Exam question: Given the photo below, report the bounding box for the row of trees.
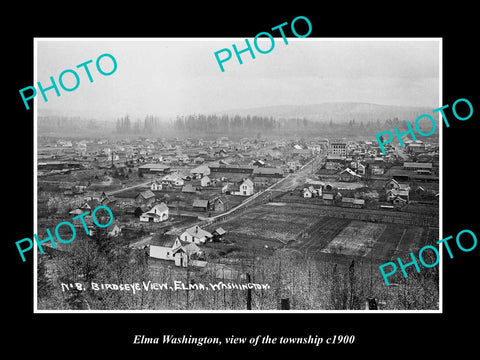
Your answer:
[173,114,282,133]
[115,114,161,134]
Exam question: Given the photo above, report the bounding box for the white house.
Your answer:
[236,178,254,196]
[303,188,312,198]
[139,203,169,222]
[385,178,410,192]
[150,203,169,220]
[161,173,185,186]
[351,161,366,175]
[150,181,162,191]
[106,223,122,238]
[303,185,321,198]
[180,225,213,244]
[191,165,210,178]
[149,236,201,267]
[200,175,211,187]
[176,154,189,162]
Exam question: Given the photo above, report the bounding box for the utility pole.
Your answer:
[281,298,290,310]
[246,273,252,310]
[185,265,190,310]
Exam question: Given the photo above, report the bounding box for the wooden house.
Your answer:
[161,173,184,186]
[213,196,230,212]
[338,167,362,182]
[182,184,196,193]
[180,225,213,244]
[200,175,211,187]
[303,188,313,198]
[322,192,335,205]
[135,190,156,207]
[106,223,122,238]
[150,181,162,191]
[139,203,169,222]
[192,199,209,211]
[79,199,100,213]
[212,228,226,242]
[149,235,201,267]
[236,178,254,196]
[191,165,210,178]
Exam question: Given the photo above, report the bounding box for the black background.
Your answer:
[5,4,478,356]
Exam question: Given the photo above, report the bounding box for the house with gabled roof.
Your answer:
[148,234,201,267]
[200,175,211,187]
[385,179,410,192]
[235,178,254,196]
[139,203,169,223]
[212,228,226,242]
[80,199,100,213]
[180,225,213,244]
[385,179,410,202]
[106,222,122,238]
[191,165,210,178]
[161,173,184,186]
[182,184,196,193]
[150,181,162,191]
[213,195,230,212]
[192,199,209,211]
[338,167,362,182]
[135,189,156,207]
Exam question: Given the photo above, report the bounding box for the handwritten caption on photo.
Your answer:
[60,280,271,294]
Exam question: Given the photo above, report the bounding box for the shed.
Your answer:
[192,199,209,211]
[212,227,226,241]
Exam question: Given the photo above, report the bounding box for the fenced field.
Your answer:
[208,200,438,265]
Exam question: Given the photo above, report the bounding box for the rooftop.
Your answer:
[183,225,212,239]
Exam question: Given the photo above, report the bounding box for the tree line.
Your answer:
[115,114,161,134]
[173,114,282,133]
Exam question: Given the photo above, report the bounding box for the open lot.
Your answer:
[212,202,322,244]
[209,200,436,265]
[319,221,387,256]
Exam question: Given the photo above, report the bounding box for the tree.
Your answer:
[37,257,53,299]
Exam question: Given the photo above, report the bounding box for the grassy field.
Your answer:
[319,221,387,256]
[207,200,436,266]
[212,202,321,244]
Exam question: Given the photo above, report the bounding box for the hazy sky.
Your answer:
[36,38,440,120]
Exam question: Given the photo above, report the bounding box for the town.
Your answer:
[36,116,439,311]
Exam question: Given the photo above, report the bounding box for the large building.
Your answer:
[406,141,426,154]
[329,142,347,157]
[138,163,171,176]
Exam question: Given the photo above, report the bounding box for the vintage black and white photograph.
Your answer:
[34,38,441,311]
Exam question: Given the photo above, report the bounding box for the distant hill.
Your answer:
[214,102,433,123]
